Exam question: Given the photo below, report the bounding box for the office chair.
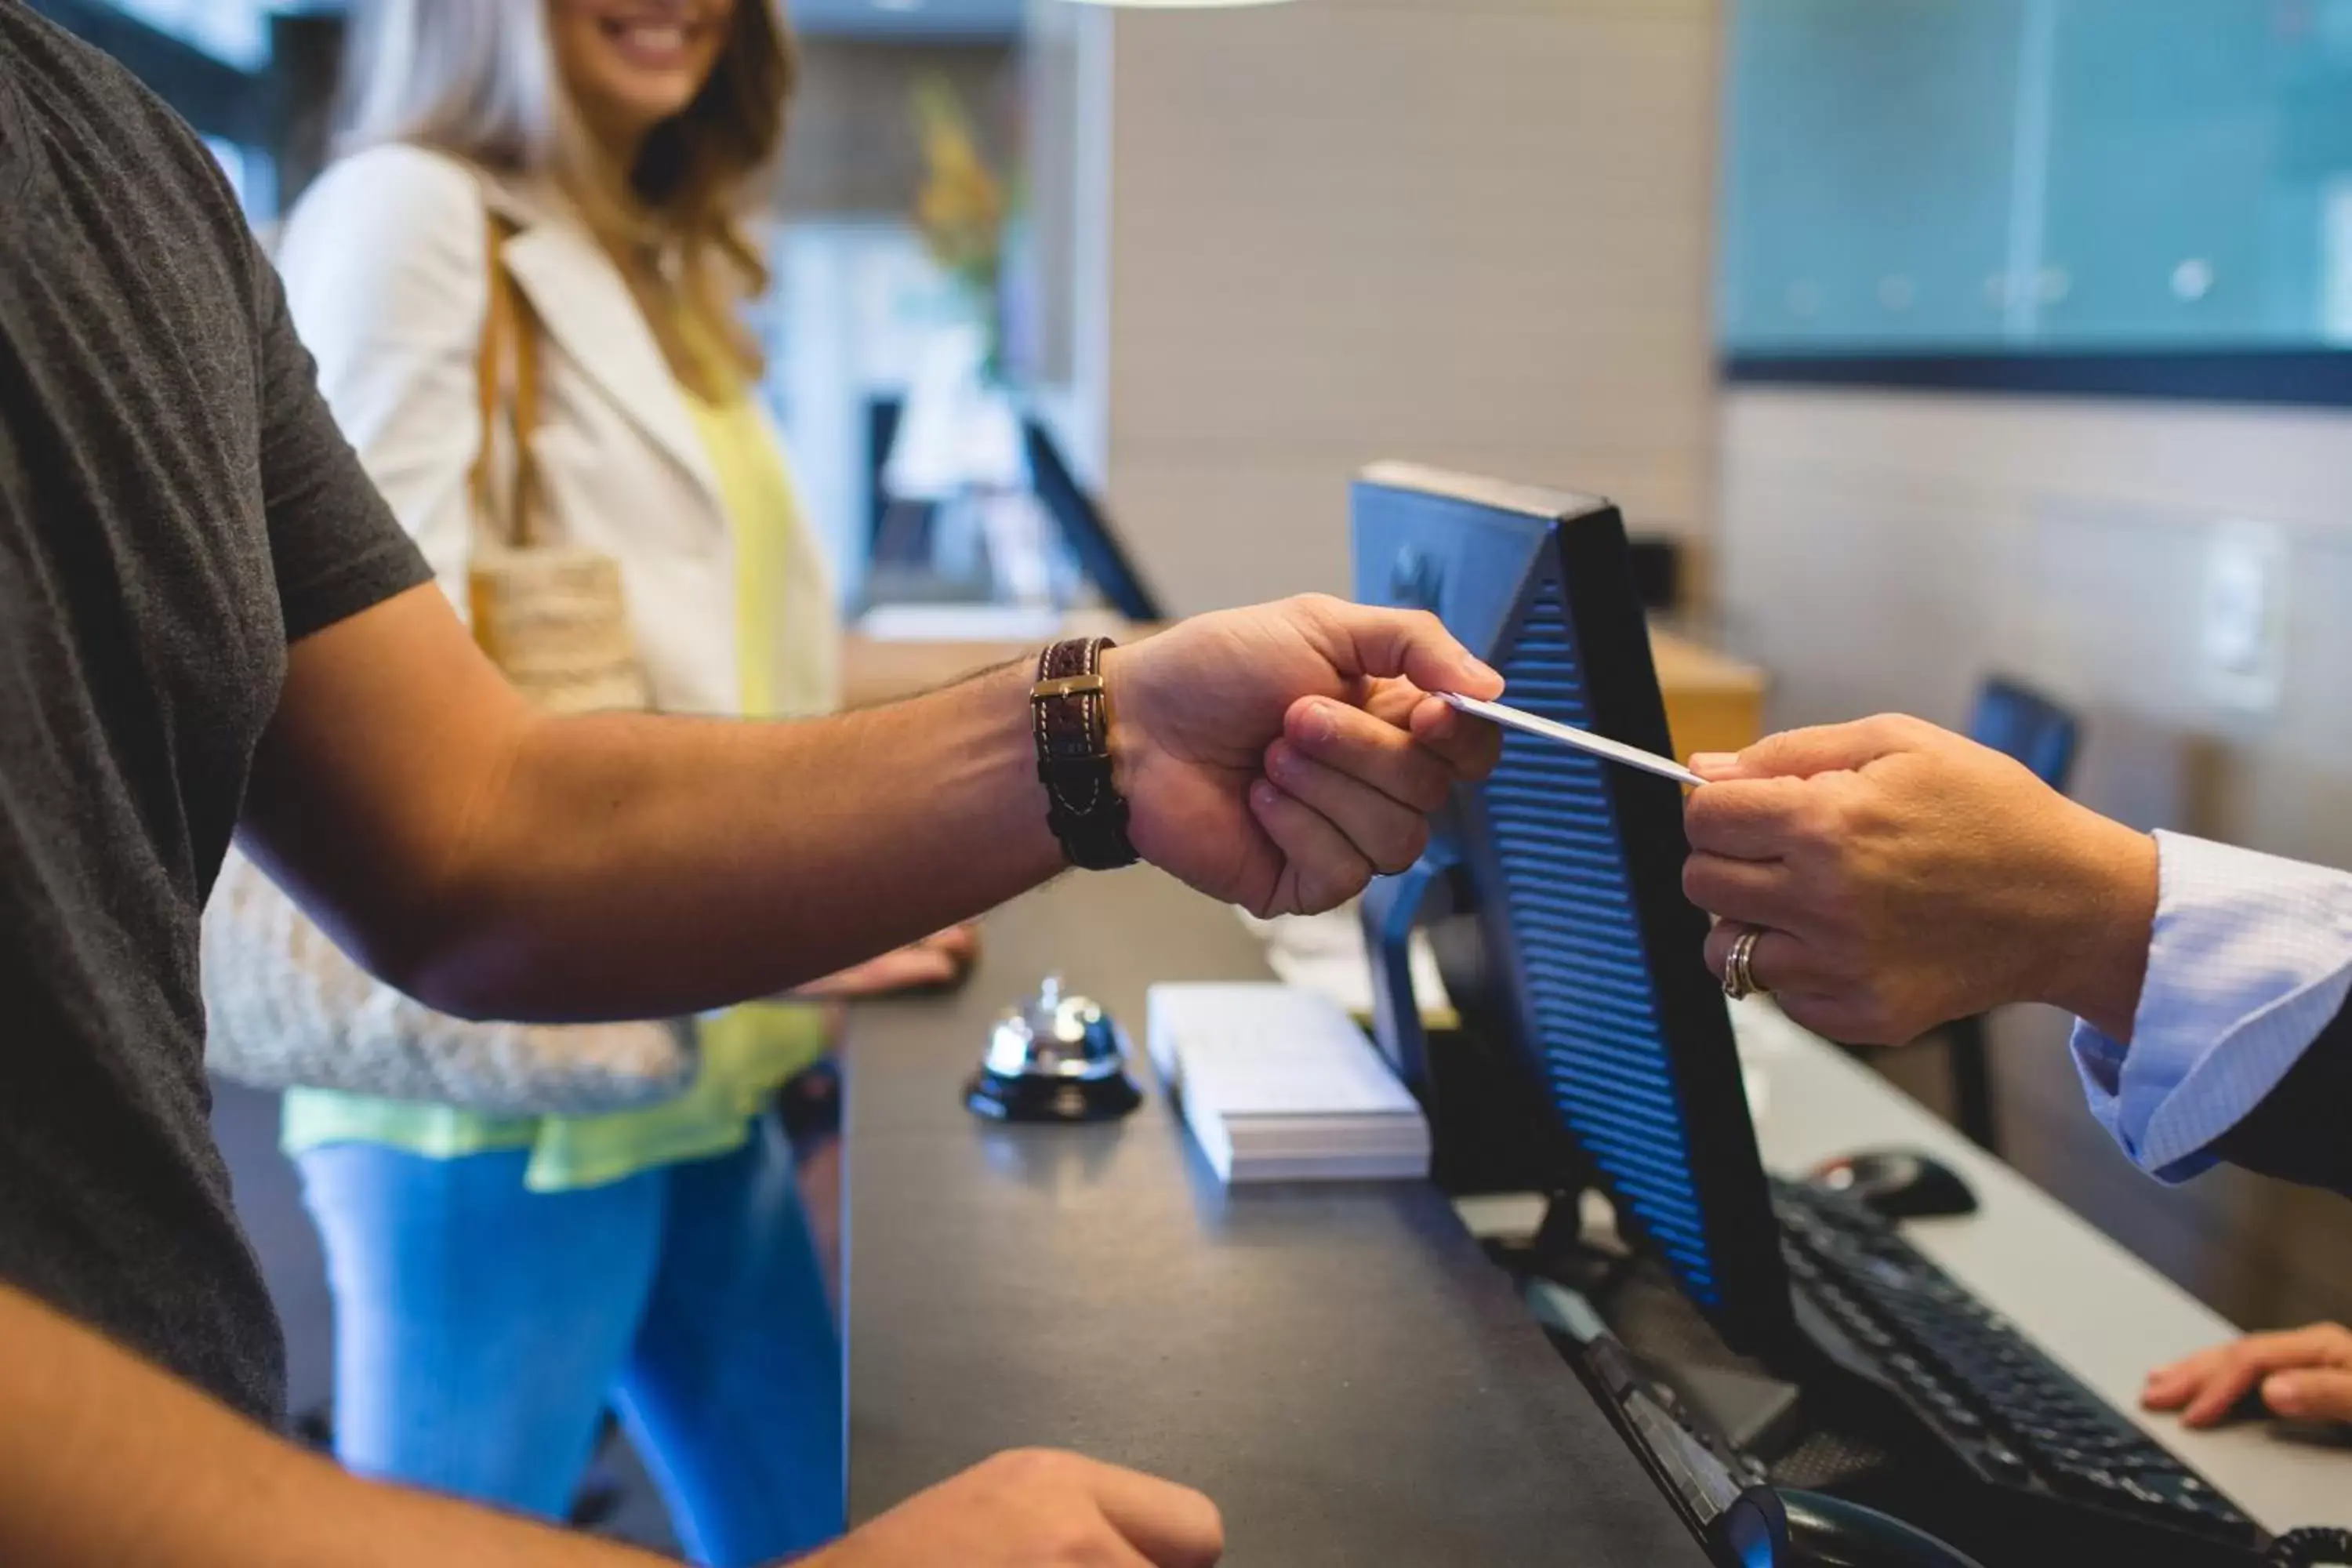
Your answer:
[1944,679,2082,1153]
[1969,678,2081,797]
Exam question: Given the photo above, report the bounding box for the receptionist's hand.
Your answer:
[1104,595,1504,919]
[806,1448,1225,1568]
[2144,1323,2352,1427]
[1681,715,2157,1045]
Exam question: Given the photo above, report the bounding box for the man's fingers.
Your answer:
[793,945,960,998]
[1265,742,1432,877]
[1694,716,1922,783]
[1316,599,1504,702]
[1284,697,1455,812]
[1683,776,1822,862]
[1068,1456,1227,1568]
[2258,1322,2352,1365]
[1690,751,1741,782]
[927,924,981,962]
[1248,780,1374,916]
[2146,1335,2352,1427]
[1405,692,1504,781]
[2263,1368,2352,1424]
[2172,1328,2336,1425]
[1683,854,1795,928]
[2150,1324,2352,1426]
[2141,1360,2210,1410]
[2180,1359,2273,1428]
[2144,1344,2237,1407]
[1700,921,1835,998]
[2176,1325,2352,1381]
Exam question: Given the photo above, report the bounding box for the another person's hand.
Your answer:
[1682,716,2158,1044]
[796,925,980,999]
[806,1449,1225,1568]
[1105,595,1504,918]
[2143,1323,2352,1427]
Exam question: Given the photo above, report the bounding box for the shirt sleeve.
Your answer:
[2068,829,2352,1181]
[273,146,489,622]
[249,228,434,642]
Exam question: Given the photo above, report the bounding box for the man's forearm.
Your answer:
[0,1285,674,1568]
[253,586,1504,1022]
[408,661,1065,1022]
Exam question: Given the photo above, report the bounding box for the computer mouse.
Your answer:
[1809,1149,1979,1220]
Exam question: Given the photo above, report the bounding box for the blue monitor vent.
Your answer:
[1483,575,1719,1306]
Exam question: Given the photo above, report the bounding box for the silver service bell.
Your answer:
[964,976,1143,1123]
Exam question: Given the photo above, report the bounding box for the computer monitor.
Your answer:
[1351,463,1795,1356]
[1021,419,1166,622]
[862,400,1166,622]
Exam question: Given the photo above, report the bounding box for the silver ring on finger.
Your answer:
[1721,926,1767,1002]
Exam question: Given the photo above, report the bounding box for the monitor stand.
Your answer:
[1417,1016,2003,1548]
[1497,1193,1955,1518]
[1415,1018,1589,1196]
[1515,1226,1816,1464]
[1414,1025,1820,1464]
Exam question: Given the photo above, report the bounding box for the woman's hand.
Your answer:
[805,1449,1224,1568]
[2143,1323,2352,1427]
[1682,716,2158,1044]
[795,925,979,999]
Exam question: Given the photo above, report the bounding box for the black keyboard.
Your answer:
[1773,1181,2267,1564]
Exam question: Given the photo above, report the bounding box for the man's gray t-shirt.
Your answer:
[0,10,431,1422]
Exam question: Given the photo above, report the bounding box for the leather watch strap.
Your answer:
[1031,637,1139,870]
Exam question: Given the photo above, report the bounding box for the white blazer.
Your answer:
[276,143,837,720]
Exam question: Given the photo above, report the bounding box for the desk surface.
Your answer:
[844,869,1708,1567]
[1734,1000,2352,1534]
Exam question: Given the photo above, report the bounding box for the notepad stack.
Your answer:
[1145,982,1430,1185]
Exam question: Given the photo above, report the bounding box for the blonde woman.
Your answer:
[272,1,956,1557]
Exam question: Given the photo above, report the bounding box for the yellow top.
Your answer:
[282,377,838,1191]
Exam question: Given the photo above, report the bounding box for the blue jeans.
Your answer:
[296,1120,844,1565]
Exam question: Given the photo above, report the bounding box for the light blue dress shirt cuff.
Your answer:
[2068,830,2352,1182]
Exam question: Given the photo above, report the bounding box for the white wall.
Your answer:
[1720,387,2352,868]
[1069,0,1722,615]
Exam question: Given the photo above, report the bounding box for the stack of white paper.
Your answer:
[1146,982,1431,1185]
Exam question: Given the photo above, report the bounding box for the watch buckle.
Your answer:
[1031,673,1109,703]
